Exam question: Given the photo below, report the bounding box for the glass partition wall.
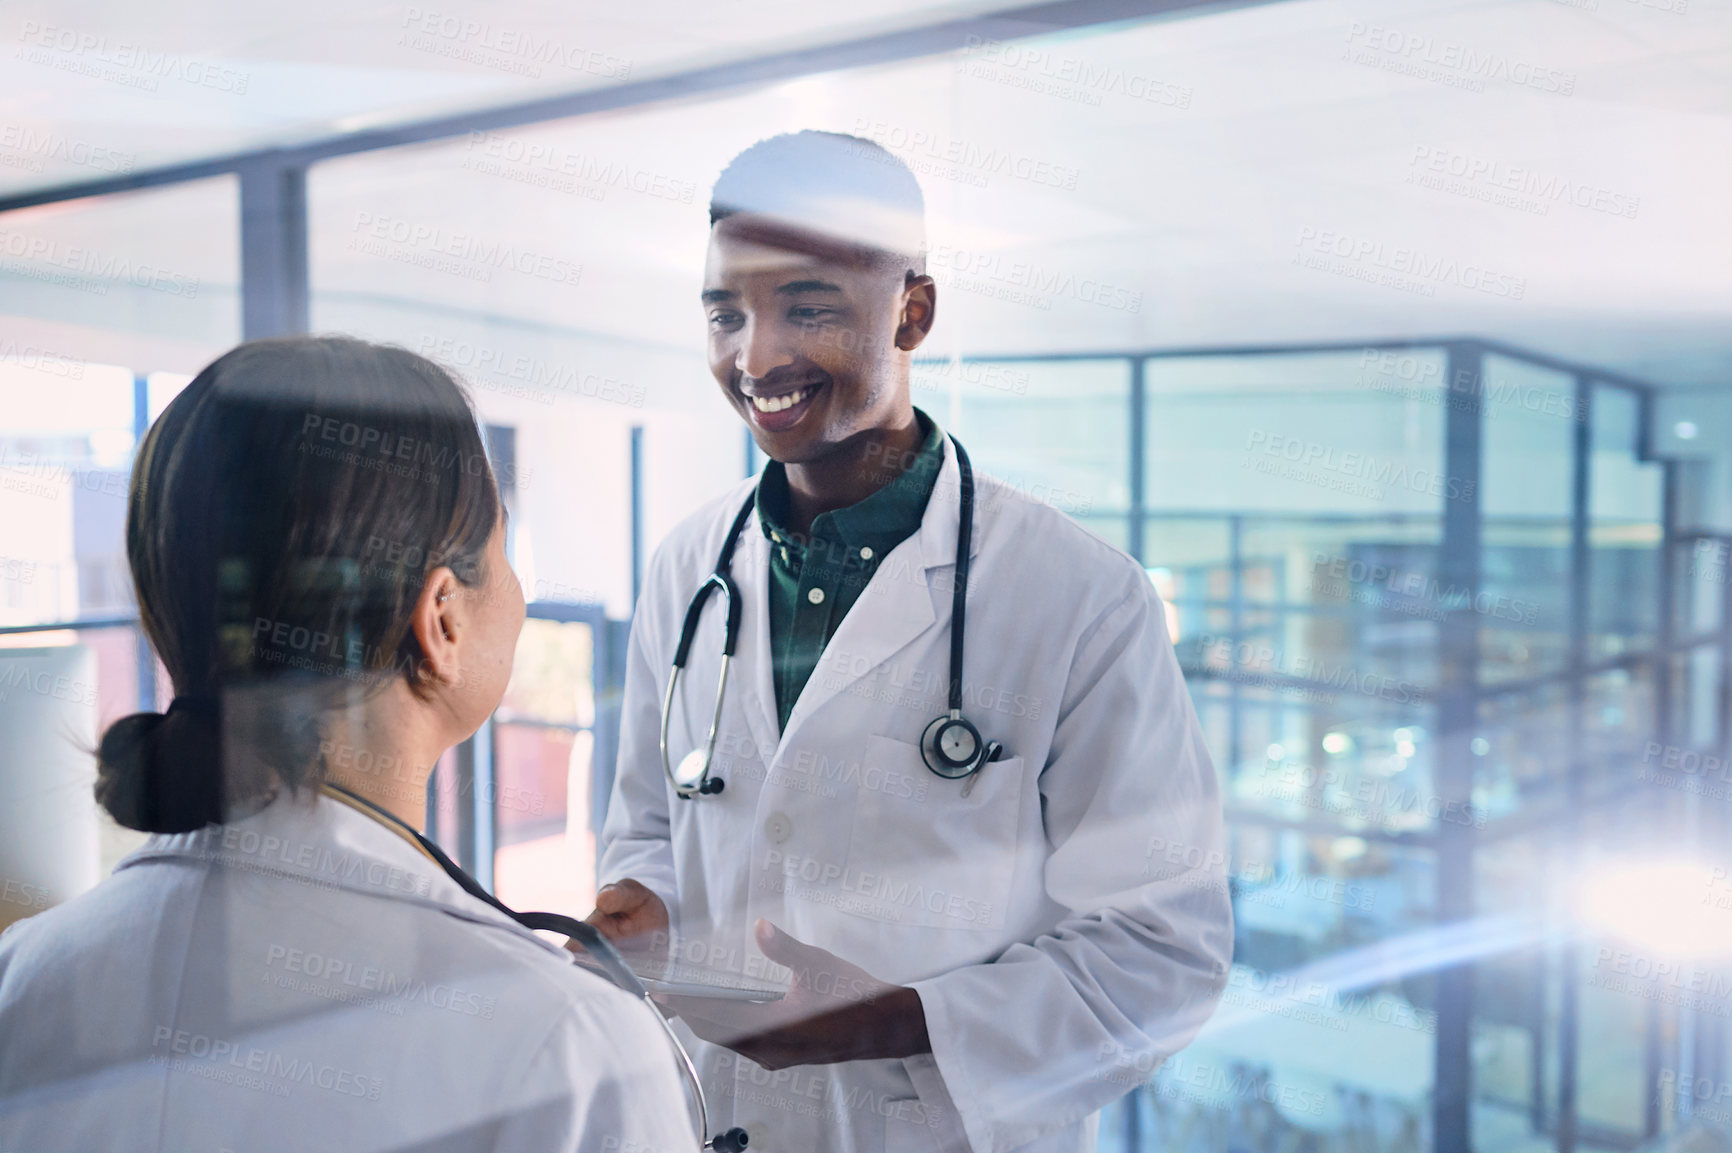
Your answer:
[942,340,1705,1153]
[0,6,1717,1152]
[0,178,240,887]
[0,304,1708,1153]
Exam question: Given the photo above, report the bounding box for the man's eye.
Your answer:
[708,312,742,328]
[791,307,834,324]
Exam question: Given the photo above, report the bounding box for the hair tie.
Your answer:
[166,694,220,720]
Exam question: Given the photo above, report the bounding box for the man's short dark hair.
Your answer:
[709,130,926,264]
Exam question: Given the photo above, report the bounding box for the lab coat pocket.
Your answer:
[842,735,1024,933]
[880,1098,948,1153]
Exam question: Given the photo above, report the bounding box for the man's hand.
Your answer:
[571,879,670,966]
[660,919,930,1069]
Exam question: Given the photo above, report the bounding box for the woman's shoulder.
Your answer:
[0,843,660,1108]
[0,808,636,1036]
[0,858,186,978]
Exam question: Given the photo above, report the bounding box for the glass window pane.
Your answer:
[0,179,239,629]
[946,357,1128,549]
[1590,386,1663,657]
[492,617,597,913]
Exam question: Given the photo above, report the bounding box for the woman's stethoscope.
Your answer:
[661,434,1003,800]
[321,783,750,1153]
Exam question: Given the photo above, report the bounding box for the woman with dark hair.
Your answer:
[0,337,688,1153]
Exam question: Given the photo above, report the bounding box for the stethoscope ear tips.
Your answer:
[709,1127,749,1152]
[701,777,726,795]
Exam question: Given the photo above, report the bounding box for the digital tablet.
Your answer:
[641,976,787,1002]
[569,952,788,1002]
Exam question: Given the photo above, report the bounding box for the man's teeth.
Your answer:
[752,386,814,414]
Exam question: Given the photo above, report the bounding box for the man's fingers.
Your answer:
[589,881,668,938]
[583,912,624,938]
[594,882,641,914]
[754,919,825,970]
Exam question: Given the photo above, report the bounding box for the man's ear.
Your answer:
[896,274,937,352]
[409,566,462,686]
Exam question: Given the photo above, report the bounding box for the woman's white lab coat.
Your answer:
[601,437,1234,1153]
[0,789,692,1153]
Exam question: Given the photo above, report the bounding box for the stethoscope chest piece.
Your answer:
[676,748,725,795]
[920,713,1003,789]
[921,713,981,779]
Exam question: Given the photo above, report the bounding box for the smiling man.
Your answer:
[590,131,1231,1153]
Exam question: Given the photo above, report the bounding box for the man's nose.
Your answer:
[737,320,795,383]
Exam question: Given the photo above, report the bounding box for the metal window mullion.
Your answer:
[132,372,156,712]
[1129,356,1146,563]
[1557,374,1592,1153]
[1648,451,1682,1132]
[1433,340,1483,1153]
[454,718,496,891]
[631,425,645,609]
[238,160,309,340]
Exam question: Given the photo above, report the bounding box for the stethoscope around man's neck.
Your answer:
[661,433,1003,800]
[319,782,749,1153]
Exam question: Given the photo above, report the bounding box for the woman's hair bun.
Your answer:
[95,707,224,834]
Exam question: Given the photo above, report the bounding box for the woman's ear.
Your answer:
[409,566,462,687]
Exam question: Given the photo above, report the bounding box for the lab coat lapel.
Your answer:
[731,515,784,757]
[781,437,976,739]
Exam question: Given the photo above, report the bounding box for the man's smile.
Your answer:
[741,380,826,431]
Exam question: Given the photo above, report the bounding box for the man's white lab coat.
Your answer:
[602,435,1233,1153]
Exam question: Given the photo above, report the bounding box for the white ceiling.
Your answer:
[0,0,1016,194]
[0,0,1726,393]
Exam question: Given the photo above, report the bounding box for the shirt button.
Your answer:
[859,546,874,560]
[807,587,825,605]
[764,812,793,845]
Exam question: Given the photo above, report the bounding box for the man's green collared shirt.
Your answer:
[756,411,944,731]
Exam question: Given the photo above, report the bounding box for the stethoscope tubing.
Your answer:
[945,438,975,716]
[664,434,986,797]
